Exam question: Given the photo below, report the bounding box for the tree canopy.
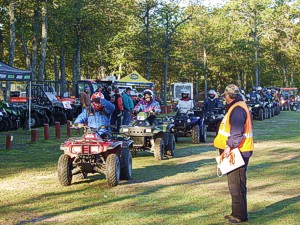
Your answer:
[0,0,299,99]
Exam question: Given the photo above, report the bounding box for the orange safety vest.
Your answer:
[214,101,254,152]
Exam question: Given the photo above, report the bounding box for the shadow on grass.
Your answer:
[250,195,300,222]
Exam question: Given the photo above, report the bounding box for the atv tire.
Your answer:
[3,117,13,131]
[57,154,73,186]
[25,113,40,128]
[191,125,200,144]
[120,147,133,180]
[106,154,120,187]
[39,114,50,126]
[154,138,164,160]
[55,111,67,125]
[200,125,207,143]
[165,134,175,157]
[0,117,9,131]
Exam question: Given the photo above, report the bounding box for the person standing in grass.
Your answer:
[122,87,134,125]
[214,84,254,224]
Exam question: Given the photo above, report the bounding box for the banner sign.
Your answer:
[0,73,31,81]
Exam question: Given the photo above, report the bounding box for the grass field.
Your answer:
[0,111,299,225]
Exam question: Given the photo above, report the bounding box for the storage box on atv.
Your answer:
[119,111,176,161]
[171,108,207,144]
[57,126,133,187]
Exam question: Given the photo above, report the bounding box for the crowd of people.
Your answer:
[74,85,162,134]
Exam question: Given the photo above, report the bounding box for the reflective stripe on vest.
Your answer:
[213,101,254,152]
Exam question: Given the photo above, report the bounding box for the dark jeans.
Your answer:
[122,109,131,125]
[220,149,250,221]
[111,110,122,132]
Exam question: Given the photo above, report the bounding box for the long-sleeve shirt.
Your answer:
[133,99,161,113]
[122,93,134,111]
[177,98,194,113]
[225,96,252,157]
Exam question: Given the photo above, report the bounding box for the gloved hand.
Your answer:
[149,111,156,116]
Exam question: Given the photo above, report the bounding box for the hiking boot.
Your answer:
[224,215,234,220]
[228,216,248,224]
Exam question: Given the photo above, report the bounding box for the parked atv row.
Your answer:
[1,84,73,131]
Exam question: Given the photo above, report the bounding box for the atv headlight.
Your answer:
[122,128,129,132]
[145,128,152,133]
[90,146,99,153]
[281,100,285,104]
[171,118,174,123]
[187,119,191,123]
[72,146,82,154]
[254,104,259,107]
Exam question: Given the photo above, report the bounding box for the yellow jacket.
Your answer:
[214,101,254,152]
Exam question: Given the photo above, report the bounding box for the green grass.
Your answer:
[0,111,300,224]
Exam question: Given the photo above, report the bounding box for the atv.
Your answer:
[202,107,225,135]
[119,111,176,160]
[0,107,12,132]
[246,100,265,121]
[170,108,207,144]
[58,125,133,187]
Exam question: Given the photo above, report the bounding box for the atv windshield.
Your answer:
[45,92,58,101]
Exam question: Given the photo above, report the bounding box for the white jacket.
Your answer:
[177,99,194,113]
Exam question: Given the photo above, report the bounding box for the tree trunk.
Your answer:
[20,34,31,70]
[37,0,48,81]
[75,35,81,81]
[145,3,151,80]
[60,48,66,96]
[72,54,77,96]
[7,0,16,101]
[53,50,59,94]
[31,6,40,81]
[0,28,3,59]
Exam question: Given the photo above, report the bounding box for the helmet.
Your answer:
[143,89,153,96]
[208,90,216,99]
[257,86,262,91]
[84,86,90,91]
[252,86,256,91]
[181,89,190,95]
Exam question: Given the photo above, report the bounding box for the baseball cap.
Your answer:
[221,84,239,96]
[84,86,90,90]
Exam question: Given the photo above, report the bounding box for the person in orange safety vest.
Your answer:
[214,84,253,224]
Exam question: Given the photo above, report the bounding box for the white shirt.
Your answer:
[177,99,194,113]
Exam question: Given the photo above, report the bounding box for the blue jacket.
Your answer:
[122,93,134,111]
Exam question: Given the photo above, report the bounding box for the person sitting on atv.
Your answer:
[176,89,194,114]
[202,89,221,111]
[132,89,161,125]
[265,89,274,103]
[74,91,115,137]
[248,87,260,102]
[257,86,265,102]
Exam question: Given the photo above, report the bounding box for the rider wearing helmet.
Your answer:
[249,86,259,102]
[74,89,115,136]
[132,89,161,125]
[176,89,194,113]
[202,89,220,111]
[257,86,265,101]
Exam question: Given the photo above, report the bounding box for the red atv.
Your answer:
[57,126,133,187]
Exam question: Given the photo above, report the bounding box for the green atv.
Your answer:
[120,112,176,160]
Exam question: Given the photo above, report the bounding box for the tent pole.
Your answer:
[28,81,31,131]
